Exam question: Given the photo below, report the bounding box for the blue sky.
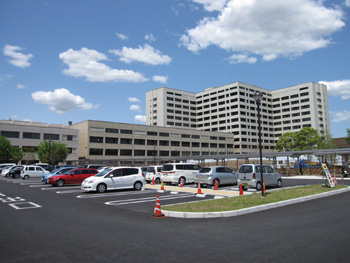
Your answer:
[1,0,350,138]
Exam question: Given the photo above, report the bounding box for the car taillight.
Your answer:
[253,173,255,179]
[154,170,156,175]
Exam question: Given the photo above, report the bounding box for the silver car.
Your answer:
[195,166,237,187]
[237,164,282,190]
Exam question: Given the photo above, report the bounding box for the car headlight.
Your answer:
[88,180,95,183]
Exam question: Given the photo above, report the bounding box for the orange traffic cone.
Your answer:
[151,195,165,218]
[214,179,219,190]
[152,176,155,185]
[197,183,202,194]
[179,178,184,187]
[263,181,266,193]
[160,179,165,191]
[239,184,243,195]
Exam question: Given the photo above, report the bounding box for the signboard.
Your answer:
[322,163,335,188]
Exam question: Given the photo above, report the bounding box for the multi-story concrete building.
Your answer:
[146,82,330,154]
[0,120,79,164]
[70,120,235,165]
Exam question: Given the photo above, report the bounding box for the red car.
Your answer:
[49,168,98,187]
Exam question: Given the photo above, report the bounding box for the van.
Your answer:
[237,164,282,190]
[161,163,201,185]
[145,166,163,183]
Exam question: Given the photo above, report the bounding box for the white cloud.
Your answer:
[130,105,142,112]
[110,44,172,65]
[152,75,168,83]
[319,80,350,100]
[181,0,345,61]
[346,0,350,7]
[145,34,156,42]
[225,54,257,64]
[59,47,148,83]
[128,97,141,103]
[3,45,33,68]
[193,0,229,11]
[134,115,146,123]
[331,110,350,123]
[31,88,98,114]
[116,33,128,41]
[17,84,27,89]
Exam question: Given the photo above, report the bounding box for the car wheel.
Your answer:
[96,183,107,193]
[179,177,186,185]
[24,175,29,180]
[155,178,161,184]
[256,181,262,191]
[56,179,64,187]
[276,179,282,188]
[134,181,143,191]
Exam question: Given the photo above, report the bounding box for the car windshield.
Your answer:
[95,168,113,177]
[199,168,211,173]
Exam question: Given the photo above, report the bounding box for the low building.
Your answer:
[70,120,236,166]
[0,120,79,164]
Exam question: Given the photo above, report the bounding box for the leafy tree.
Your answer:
[0,136,24,163]
[276,132,297,151]
[346,128,350,145]
[0,136,13,163]
[37,140,70,165]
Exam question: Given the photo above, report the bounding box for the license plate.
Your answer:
[243,183,248,186]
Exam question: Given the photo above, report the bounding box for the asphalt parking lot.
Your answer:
[1,175,350,263]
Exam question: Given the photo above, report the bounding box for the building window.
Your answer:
[44,133,60,140]
[171,141,180,146]
[147,140,157,146]
[159,132,169,137]
[147,131,158,136]
[105,149,118,156]
[134,150,145,156]
[134,139,145,145]
[121,138,132,144]
[159,140,169,146]
[120,129,133,134]
[106,128,119,133]
[1,131,20,138]
[66,135,73,141]
[89,148,103,155]
[23,132,40,139]
[90,136,103,143]
[120,149,132,156]
[106,137,118,144]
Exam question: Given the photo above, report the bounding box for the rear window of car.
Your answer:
[175,164,201,170]
[199,168,211,173]
[147,167,155,172]
[239,166,253,173]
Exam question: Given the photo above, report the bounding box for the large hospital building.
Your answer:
[146,82,330,154]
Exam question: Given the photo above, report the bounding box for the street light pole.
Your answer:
[253,91,264,197]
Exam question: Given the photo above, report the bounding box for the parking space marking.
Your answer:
[77,189,158,199]
[56,189,85,194]
[105,193,196,206]
[9,202,42,210]
[41,186,81,191]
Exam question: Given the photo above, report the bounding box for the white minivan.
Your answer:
[81,167,145,193]
[161,163,201,185]
[237,164,282,190]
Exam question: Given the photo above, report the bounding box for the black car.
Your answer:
[8,166,24,179]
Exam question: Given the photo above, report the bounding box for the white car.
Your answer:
[81,167,145,193]
[21,165,50,179]
[161,163,201,185]
[145,166,163,184]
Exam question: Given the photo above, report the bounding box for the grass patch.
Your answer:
[164,184,348,213]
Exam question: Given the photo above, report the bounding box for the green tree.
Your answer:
[37,140,70,165]
[0,136,24,163]
[0,136,13,163]
[294,127,322,151]
[346,128,350,145]
[276,132,297,152]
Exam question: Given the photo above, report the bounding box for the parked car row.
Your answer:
[1,162,283,191]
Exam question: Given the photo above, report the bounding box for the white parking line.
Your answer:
[105,193,196,206]
[56,189,85,194]
[77,189,158,199]
[41,186,81,191]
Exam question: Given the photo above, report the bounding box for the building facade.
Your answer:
[70,120,236,166]
[0,120,79,164]
[146,82,331,154]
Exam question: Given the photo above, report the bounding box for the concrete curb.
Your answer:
[162,186,350,219]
